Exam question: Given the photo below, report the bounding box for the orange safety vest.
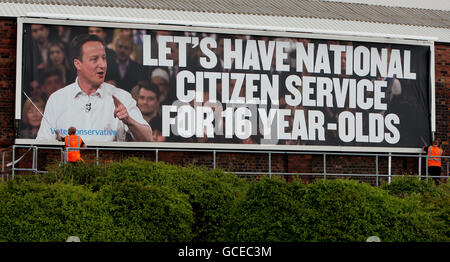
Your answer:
[427,146,443,167]
[64,135,83,162]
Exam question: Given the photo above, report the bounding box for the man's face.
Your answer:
[41,75,64,98]
[31,24,49,45]
[115,39,133,63]
[137,88,159,115]
[88,27,107,41]
[74,41,107,87]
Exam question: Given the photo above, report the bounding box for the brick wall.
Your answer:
[0,18,448,185]
[434,42,449,179]
[0,18,16,148]
[435,43,450,154]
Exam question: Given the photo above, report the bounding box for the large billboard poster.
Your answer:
[17,21,432,151]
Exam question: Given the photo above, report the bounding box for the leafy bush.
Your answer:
[1,169,196,242]
[382,177,449,240]
[225,178,448,242]
[2,159,448,242]
[98,159,248,242]
[99,181,193,241]
[382,176,441,198]
[301,179,445,242]
[27,162,105,189]
[44,158,248,241]
[0,180,113,242]
[223,177,308,242]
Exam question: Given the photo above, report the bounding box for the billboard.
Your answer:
[16,19,433,152]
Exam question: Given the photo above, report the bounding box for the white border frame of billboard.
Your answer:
[14,17,436,153]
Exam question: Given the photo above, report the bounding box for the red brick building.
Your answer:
[0,1,448,185]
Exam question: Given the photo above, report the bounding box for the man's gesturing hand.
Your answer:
[112,94,152,142]
[113,95,130,124]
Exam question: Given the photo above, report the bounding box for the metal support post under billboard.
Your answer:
[213,150,216,169]
[1,150,4,181]
[268,152,272,178]
[60,149,63,165]
[155,149,158,162]
[96,148,99,165]
[418,154,422,180]
[388,152,392,184]
[31,146,34,173]
[33,146,37,174]
[375,155,379,187]
[11,145,15,180]
[425,154,429,182]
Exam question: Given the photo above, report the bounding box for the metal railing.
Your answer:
[2,144,449,185]
[1,146,13,181]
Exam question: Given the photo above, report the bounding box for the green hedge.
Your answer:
[0,159,448,242]
[224,177,448,242]
[0,181,113,242]
[382,176,442,198]
[382,177,450,240]
[99,181,193,241]
[92,159,247,241]
[22,158,248,242]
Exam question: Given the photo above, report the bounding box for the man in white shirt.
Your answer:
[36,34,152,142]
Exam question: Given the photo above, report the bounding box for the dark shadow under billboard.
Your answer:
[17,21,432,151]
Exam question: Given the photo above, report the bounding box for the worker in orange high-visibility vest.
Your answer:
[55,127,86,163]
[423,138,444,185]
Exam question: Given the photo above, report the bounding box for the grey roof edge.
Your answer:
[0,0,449,29]
[320,0,450,12]
[1,2,449,43]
